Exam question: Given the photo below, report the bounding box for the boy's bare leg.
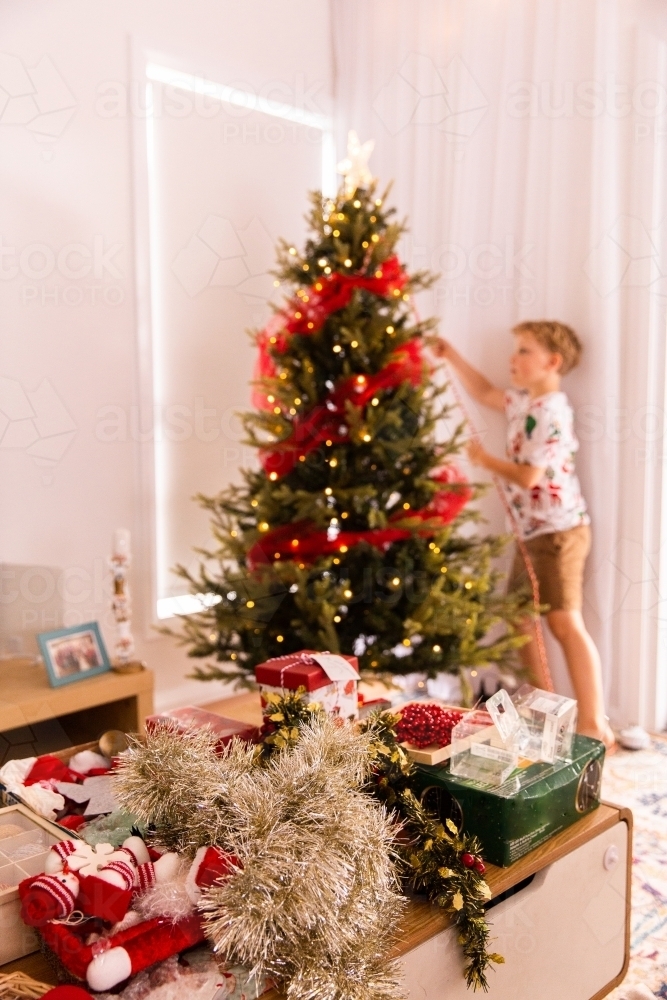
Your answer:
[546,609,615,747]
[516,615,552,690]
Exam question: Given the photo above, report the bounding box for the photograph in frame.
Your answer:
[37,621,111,688]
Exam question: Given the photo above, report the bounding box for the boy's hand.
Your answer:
[430,337,451,359]
[429,338,506,412]
[466,439,488,468]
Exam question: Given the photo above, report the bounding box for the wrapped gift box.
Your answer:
[145,707,260,751]
[255,650,359,721]
[412,734,605,867]
[358,694,393,720]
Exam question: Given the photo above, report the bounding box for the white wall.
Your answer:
[0,0,333,709]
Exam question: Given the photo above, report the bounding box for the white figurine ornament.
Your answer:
[110,527,136,665]
[44,836,149,879]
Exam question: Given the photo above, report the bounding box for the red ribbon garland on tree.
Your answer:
[252,255,408,409]
[260,340,424,478]
[246,255,472,567]
[247,466,472,570]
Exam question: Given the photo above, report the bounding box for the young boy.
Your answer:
[432,321,615,748]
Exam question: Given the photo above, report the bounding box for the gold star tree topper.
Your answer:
[336,130,375,197]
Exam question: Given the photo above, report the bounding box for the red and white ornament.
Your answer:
[185,845,240,904]
[19,871,79,927]
[98,859,136,891]
[20,834,232,991]
[44,839,78,875]
[135,861,156,895]
[115,836,150,868]
[41,837,146,924]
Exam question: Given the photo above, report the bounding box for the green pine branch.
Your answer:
[362,711,503,991]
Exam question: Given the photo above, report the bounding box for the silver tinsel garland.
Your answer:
[113,725,257,854]
[113,718,405,1000]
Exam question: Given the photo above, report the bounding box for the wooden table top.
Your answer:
[0,657,154,731]
[1,801,627,994]
[0,688,631,995]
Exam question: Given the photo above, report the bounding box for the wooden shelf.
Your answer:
[0,657,154,737]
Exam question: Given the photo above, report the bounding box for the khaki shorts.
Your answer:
[508,524,591,613]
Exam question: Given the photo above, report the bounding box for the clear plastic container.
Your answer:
[513,685,577,763]
[0,812,38,837]
[449,712,519,787]
[0,862,22,894]
[484,686,577,764]
[0,829,50,862]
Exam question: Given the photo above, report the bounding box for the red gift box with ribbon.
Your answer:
[145,707,260,752]
[255,650,359,721]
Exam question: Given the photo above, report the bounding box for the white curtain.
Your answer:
[332,0,667,728]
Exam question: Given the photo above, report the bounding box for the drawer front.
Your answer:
[400,820,629,1000]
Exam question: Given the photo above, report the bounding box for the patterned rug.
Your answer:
[603,738,667,999]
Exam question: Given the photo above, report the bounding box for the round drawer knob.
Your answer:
[603,844,619,871]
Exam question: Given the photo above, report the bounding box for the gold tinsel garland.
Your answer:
[113,697,501,997]
[114,716,404,1000]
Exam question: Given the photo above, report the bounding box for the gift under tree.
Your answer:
[172,133,530,685]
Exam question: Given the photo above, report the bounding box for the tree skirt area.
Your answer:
[604,737,667,999]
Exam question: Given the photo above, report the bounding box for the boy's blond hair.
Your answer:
[512,320,582,375]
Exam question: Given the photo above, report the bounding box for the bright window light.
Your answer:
[146,63,332,129]
[157,592,222,621]
[145,63,337,194]
[145,63,337,620]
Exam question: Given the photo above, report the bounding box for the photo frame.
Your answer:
[37,621,111,688]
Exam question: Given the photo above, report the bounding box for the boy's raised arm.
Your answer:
[431,337,505,413]
[431,338,506,411]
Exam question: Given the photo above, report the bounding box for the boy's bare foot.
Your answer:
[578,721,617,753]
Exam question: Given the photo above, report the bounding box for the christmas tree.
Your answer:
[172,133,530,686]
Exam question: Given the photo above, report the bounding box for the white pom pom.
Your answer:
[87,946,132,991]
[69,750,110,773]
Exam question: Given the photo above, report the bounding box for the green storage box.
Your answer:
[413,734,605,867]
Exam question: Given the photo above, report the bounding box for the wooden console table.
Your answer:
[0,657,154,751]
[208,693,634,1000]
[0,691,631,1000]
